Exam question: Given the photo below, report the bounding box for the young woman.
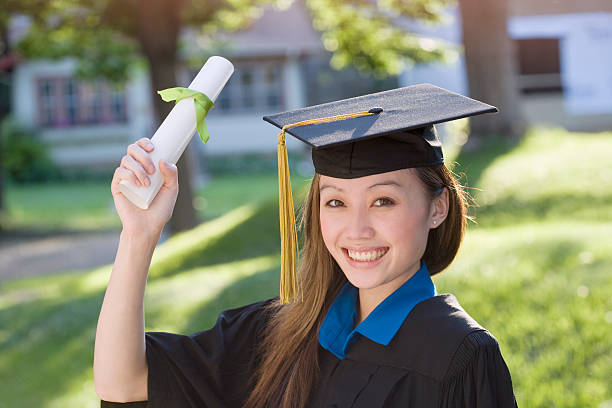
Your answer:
[94,85,518,407]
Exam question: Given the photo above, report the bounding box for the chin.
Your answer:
[340,265,389,290]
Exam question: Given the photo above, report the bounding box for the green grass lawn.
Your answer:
[2,181,119,231]
[1,127,611,407]
[1,172,303,231]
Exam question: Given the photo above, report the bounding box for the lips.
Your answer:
[344,247,389,262]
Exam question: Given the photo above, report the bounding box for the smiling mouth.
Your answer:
[344,247,389,262]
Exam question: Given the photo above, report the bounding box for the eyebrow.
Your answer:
[319,180,402,192]
[369,180,402,189]
[319,184,343,193]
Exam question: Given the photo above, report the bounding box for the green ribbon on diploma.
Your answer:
[157,87,215,143]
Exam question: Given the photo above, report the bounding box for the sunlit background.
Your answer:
[0,0,611,407]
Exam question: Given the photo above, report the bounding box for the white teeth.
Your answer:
[347,248,387,262]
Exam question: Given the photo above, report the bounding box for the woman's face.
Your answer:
[319,168,447,296]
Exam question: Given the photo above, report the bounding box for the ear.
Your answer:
[429,187,449,229]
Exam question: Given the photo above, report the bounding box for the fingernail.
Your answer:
[148,164,155,173]
[144,177,150,186]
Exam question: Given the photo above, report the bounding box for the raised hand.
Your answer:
[110,138,179,238]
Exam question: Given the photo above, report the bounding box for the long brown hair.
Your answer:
[415,165,469,275]
[245,164,468,408]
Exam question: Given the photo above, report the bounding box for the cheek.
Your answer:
[386,206,430,247]
[319,210,337,251]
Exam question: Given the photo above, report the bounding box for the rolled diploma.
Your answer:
[118,56,234,210]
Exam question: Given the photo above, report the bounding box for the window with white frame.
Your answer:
[36,77,128,127]
[214,61,283,113]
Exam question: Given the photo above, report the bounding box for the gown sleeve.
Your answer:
[439,330,518,408]
[100,298,277,408]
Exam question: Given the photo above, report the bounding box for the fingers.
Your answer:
[112,139,156,190]
[121,154,151,186]
[127,141,156,175]
[158,160,178,191]
[118,138,156,187]
[136,137,155,153]
[112,167,141,191]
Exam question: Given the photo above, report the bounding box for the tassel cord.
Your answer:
[276,110,377,304]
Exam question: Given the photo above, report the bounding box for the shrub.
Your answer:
[0,117,60,182]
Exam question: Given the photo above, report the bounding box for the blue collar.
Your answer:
[318,262,436,359]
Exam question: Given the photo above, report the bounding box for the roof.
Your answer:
[206,2,323,58]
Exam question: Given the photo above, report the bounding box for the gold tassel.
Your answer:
[278,129,300,304]
[275,110,380,304]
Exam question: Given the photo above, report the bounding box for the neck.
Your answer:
[356,261,421,325]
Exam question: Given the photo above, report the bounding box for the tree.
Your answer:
[0,26,8,228]
[0,3,34,229]
[13,0,455,233]
[458,0,525,143]
[16,0,270,234]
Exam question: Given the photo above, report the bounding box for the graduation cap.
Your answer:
[263,83,498,303]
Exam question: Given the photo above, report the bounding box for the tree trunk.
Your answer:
[0,102,5,233]
[0,26,10,231]
[0,93,5,230]
[147,58,199,233]
[459,0,525,144]
[0,81,5,227]
[136,0,199,234]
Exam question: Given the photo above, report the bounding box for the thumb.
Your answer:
[158,160,178,190]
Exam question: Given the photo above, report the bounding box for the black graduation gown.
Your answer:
[100,294,518,407]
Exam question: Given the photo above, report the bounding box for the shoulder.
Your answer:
[146,297,279,348]
[407,293,484,335]
[443,329,503,381]
[192,297,280,343]
[214,297,279,328]
[378,294,494,381]
[384,296,517,406]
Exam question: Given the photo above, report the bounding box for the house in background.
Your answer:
[11,57,153,168]
[8,0,612,172]
[509,0,612,130]
[186,1,396,161]
[9,3,395,171]
[404,0,612,132]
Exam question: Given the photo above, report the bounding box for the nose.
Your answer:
[345,205,375,241]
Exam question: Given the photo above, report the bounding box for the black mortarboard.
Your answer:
[263,84,498,303]
[264,83,497,178]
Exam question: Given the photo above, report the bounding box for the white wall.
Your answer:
[202,112,304,157]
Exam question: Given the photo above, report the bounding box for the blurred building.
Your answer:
[11,58,153,168]
[8,3,396,170]
[509,0,612,130]
[189,1,396,157]
[7,0,612,171]
[404,0,612,132]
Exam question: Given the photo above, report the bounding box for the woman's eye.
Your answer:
[326,199,344,208]
[373,197,395,207]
